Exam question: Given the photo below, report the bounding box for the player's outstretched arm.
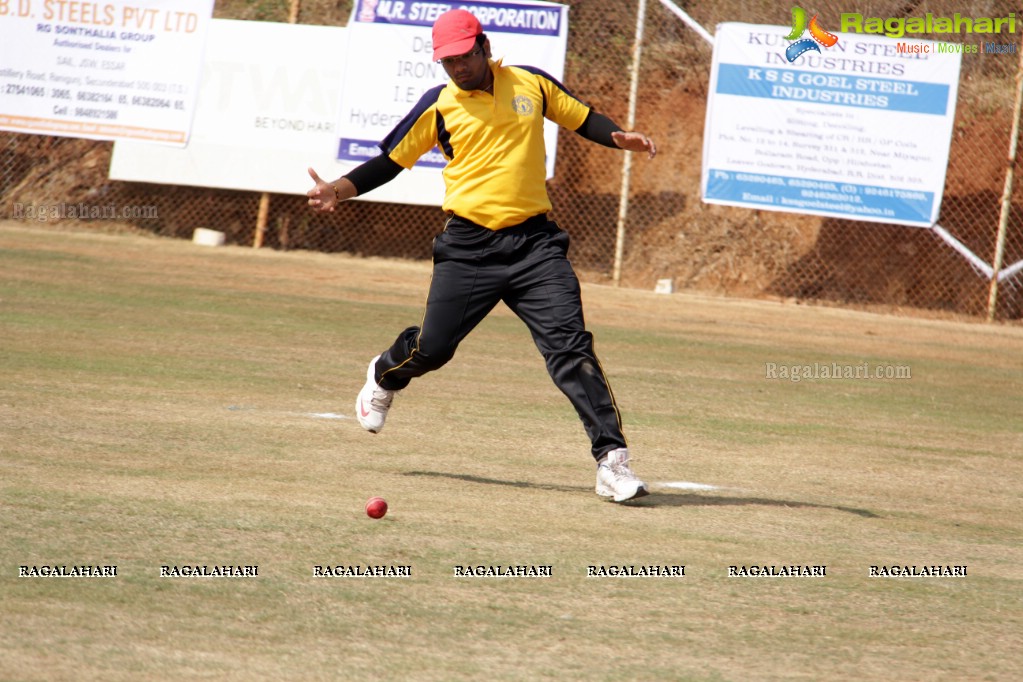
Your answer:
[307,168,356,213]
[575,111,656,160]
[611,130,657,159]
[307,154,404,213]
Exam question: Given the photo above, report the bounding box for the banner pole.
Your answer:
[612,0,648,287]
[986,47,1023,322]
[253,192,271,248]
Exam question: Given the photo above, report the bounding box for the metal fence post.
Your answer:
[986,47,1023,322]
[612,0,648,287]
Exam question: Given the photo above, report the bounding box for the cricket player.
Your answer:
[308,9,657,502]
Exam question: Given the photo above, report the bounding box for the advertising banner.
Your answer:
[0,0,215,145]
[336,0,570,206]
[109,20,346,193]
[701,22,963,227]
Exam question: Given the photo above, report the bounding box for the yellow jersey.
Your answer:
[381,61,591,230]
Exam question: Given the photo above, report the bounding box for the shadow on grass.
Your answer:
[405,470,584,494]
[403,471,880,518]
[625,492,880,518]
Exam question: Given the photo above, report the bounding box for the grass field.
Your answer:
[1,222,1021,681]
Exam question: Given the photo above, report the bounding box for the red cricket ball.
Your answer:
[365,496,388,519]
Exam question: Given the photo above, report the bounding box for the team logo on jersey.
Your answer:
[512,95,535,116]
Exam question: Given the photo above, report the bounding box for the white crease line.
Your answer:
[225,407,349,420]
[652,481,722,491]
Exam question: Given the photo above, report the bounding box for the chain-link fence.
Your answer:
[2,0,1021,320]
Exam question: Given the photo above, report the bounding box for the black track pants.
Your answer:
[373,214,627,461]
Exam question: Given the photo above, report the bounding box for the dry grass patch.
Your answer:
[2,224,1021,681]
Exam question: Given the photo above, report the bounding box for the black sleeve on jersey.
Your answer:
[344,153,404,196]
[574,110,623,149]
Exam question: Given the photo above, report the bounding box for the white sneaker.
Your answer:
[595,448,649,502]
[355,356,396,434]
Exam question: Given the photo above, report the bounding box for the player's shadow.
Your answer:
[403,471,879,518]
[624,491,879,518]
[405,470,583,494]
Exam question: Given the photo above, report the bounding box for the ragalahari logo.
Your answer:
[784,7,839,62]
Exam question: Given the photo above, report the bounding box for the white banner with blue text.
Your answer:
[701,22,963,227]
[335,0,570,206]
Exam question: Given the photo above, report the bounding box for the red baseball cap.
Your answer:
[432,9,482,61]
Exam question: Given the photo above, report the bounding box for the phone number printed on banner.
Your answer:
[0,0,214,144]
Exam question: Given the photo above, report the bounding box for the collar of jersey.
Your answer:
[448,58,502,99]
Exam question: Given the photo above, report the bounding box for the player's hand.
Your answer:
[611,131,657,159]
[307,167,337,213]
